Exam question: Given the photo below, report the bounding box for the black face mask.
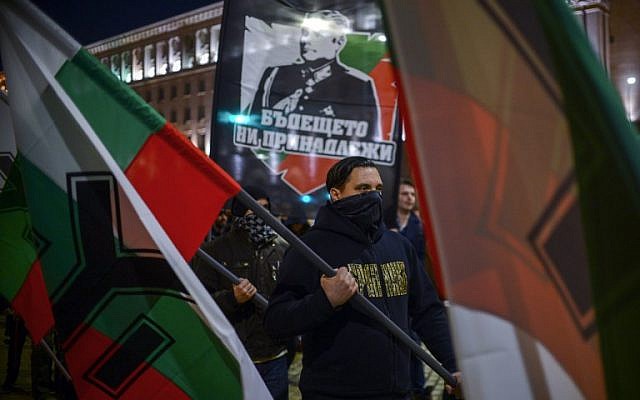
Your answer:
[331,191,383,241]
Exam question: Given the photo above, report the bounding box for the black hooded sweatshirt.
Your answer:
[264,199,457,400]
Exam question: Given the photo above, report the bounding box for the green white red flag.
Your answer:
[0,91,55,344]
[0,0,270,398]
[384,0,640,399]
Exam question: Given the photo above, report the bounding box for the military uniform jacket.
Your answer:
[251,59,381,140]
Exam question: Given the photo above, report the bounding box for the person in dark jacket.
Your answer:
[264,157,460,400]
[385,178,427,268]
[192,186,288,400]
[385,178,432,399]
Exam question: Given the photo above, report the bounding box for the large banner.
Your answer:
[212,0,400,219]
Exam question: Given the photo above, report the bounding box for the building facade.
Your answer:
[86,2,223,156]
[83,0,637,169]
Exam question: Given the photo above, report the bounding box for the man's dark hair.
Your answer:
[326,156,377,192]
[399,178,414,188]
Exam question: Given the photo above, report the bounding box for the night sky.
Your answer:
[31,0,218,45]
[1,0,218,68]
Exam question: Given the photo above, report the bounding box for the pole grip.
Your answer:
[195,248,269,308]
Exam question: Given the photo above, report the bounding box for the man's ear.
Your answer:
[329,187,341,202]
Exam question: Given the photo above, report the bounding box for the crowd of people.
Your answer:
[3,156,460,400]
[193,156,461,400]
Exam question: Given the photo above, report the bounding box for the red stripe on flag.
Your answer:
[11,259,54,343]
[395,75,447,299]
[126,123,240,260]
[65,325,191,400]
[399,76,604,395]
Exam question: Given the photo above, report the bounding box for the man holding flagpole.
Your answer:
[193,186,289,400]
[265,156,460,399]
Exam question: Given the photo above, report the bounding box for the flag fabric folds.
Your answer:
[0,92,55,344]
[0,0,270,398]
[384,0,640,399]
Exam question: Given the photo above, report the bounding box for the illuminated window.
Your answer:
[197,105,205,120]
[196,133,205,150]
[121,50,132,83]
[210,25,221,63]
[169,36,182,72]
[156,40,168,76]
[110,54,121,80]
[196,28,210,65]
[132,47,143,81]
[145,44,156,78]
[183,35,195,70]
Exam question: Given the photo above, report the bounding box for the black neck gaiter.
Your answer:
[331,191,383,242]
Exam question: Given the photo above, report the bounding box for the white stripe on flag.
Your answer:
[449,304,583,400]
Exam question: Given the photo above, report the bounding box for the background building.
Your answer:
[570,0,640,128]
[82,0,638,166]
[609,0,640,125]
[86,2,223,155]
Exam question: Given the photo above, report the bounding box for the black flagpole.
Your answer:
[195,248,269,309]
[235,189,457,387]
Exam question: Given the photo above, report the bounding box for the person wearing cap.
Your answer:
[192,186,289,400]
[265,157,460,400]
[249,9,381,141]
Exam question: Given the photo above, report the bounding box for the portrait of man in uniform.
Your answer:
[249,10,382,141]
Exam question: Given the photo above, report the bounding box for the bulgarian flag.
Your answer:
[0,92,54,344]
[384,0,640,399]
[0,1,270,399]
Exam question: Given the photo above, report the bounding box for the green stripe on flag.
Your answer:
[0,158,37,300]
[90,292,243,399]
[534,2,640,398]
[19,156,76,295]
[152,296,242,399]
[55,49,165,170]
[0,210,35,299]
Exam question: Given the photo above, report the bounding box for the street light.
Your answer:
[626,76,636,120]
